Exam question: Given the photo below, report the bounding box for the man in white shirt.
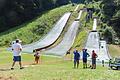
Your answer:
[11,39,23,70]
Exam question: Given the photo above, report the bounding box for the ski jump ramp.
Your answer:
[44,10,83,56]
[44,21,79,56]
[22,12,71,53]
[85,18,110,62]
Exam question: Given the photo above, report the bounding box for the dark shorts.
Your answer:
[92,58,96,65]
[83,58,87,63]
[74,59,79,64]
[13,56,21,62]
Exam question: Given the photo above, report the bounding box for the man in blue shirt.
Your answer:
[73,49,80,68]
[82,49,90,69]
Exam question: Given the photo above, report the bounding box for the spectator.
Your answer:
[102,60,104,67]
[82,49,90,69]
[109,59,112,68]
[73,49,80,68]
[91,50,98,69]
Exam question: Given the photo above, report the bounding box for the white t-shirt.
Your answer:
[12,43,22,56]
[34,51,40,57]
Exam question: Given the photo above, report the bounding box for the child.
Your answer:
[33,50,40,64]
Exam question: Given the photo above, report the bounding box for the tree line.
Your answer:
[0,0,77,32]
[99,0,120,44]
[1,0,119,44]
[0,0,92,32]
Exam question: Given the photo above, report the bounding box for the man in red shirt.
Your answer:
[91,50,98,69]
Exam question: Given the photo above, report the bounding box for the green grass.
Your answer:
[0,48,120,80]
[72,11,93,51]
[108,44,120,58]
[45,4,85,49]
[77,4,85,11]
[0,4,76,47]
[73,30,87,50]
[0,3,120,80]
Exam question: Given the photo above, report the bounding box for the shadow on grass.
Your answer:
[0,69,11,71]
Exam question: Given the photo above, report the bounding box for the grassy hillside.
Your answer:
[72,10,93,51]
[0,4,76,47]
[45,4,85,49]
[0,48,120,80]
[0,3,120,80]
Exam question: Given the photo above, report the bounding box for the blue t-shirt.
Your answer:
[73,51,80,60]
[83,51,89,59]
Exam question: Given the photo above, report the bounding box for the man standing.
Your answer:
[73,49,80,68]
[11,39,23,70]
[91,50,98,69]
[82,49,90,69]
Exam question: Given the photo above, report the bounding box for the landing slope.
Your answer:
[44,11,83,56]
[22,13,71,53]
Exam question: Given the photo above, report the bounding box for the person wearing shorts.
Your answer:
[91,50,98,69]
[11,39,23,70]
[82,49,90,69]
[73,49,80,68]
[33,49,41,64]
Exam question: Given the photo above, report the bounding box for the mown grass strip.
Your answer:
[0,48,120,80]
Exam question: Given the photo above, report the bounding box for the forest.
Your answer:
[0,0,119,44]
[0,0,93,32]
[98,0,120,43]
[0,0,71,32]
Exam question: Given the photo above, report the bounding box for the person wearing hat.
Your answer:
[11,39,23,70]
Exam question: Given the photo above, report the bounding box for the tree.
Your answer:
[0,0,70,32]
[101,0,116,22]
[104,28,113,43]
[56,0,69,6]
